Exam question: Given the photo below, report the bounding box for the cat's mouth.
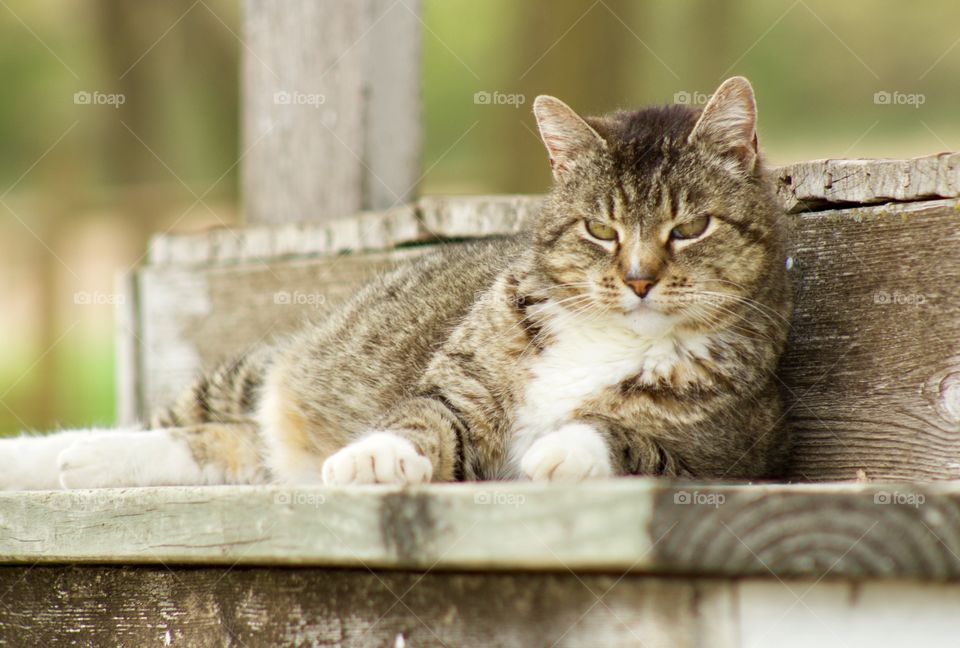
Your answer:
[619,301,680,337]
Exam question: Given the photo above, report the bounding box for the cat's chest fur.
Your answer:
[504,307,712,474]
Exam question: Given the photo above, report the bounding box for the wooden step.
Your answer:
[2,481,958,646]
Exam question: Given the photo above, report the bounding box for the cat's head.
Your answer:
[531,77,789,338]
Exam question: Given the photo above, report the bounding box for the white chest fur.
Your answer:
[503,304,712,476]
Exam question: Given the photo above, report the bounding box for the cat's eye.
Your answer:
[585,220,618,241]
[670,215,711,241]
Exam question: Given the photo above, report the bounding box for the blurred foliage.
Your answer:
[2,0,959,435]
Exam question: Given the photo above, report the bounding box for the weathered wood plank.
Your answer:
[417,194,541,240]
[780,198,960,480]
[2,565,956,647]
[776,152,960,213]
[147,197,539,268]
[242,0,422,225]
[0,567,738,648]
[0,481,958,581]
[136,247,434,413]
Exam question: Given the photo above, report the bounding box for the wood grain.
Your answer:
[147,197,539,268]
[0,567,738,648]
[0,481,958,580]
[136,248,434,414]
[242,0,422,225]
[780,199,960,480]
[776,152,960,213]
[3,565,958,647]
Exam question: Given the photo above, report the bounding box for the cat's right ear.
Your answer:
[533,96,606,181]
[688,76,759,173]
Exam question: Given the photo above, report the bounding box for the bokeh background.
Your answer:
[2,0,959,435]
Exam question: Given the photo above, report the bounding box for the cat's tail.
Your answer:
[148,345,275,429]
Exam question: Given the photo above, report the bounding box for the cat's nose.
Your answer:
[623,275,657,298]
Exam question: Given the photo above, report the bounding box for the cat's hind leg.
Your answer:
[57,422,268,488]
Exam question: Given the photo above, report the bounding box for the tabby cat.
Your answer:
[0,76,793,490]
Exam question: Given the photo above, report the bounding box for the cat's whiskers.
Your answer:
[683,307,776,345]
[699,280,793,326]
[681,289,784,331]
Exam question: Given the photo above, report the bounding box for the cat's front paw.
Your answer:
[322,432,433,486]
[521,423,613,481]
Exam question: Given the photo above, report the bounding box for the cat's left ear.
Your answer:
[533,95,606,180]
[689,76,759,173]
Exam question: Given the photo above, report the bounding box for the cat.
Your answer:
[0,76,793,490]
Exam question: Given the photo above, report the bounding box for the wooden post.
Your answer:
[241,0,422,225]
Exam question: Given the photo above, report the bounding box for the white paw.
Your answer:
[521,423,613,481]
[0,433,91,490]
[322,432,433,486]
[58,436,132,489]
[58,430,202,488]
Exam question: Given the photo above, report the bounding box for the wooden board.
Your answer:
[780,199,960,480]
[147,197,540,268]
[136,247,434,414]
[1,481,959,581]
[127,199,960,481]
[0,566,730,648]
[242,0,422,224]
[775,152,960,213]
[3,566,958,648]
[5,565,959,648]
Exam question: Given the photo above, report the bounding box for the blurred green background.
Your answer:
[1,0,958,435]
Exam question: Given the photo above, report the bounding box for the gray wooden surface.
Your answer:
[136,247,434,411]
[4,566,957,648]
[780,199,960,481]
[147,197,538,267]
[775,152,960,213]
[0,566,732,648]
[1,481,958,580]
[126,197,960,481]
[242,0,421,225]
